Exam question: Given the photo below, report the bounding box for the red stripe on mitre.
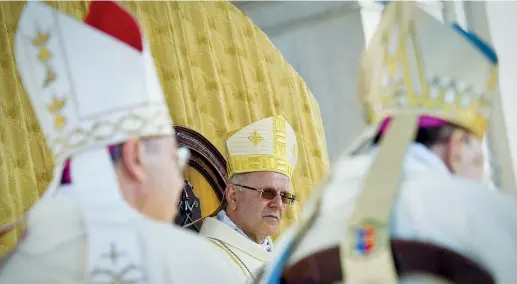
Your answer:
[84,1,143,52]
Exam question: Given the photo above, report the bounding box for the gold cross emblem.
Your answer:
[248,130,263,146]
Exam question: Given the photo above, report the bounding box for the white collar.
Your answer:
[217,210,273,252]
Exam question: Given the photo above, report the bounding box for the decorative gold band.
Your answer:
[228,154,293,179]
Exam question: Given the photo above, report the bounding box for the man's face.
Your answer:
[228,172,291,241]
[119,136,185,222]
[446,130,485,182]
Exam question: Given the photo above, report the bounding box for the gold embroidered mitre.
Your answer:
[358,2,499,138]
[226,116,298,179]
[14,1,173,164]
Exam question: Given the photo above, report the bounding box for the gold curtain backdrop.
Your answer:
[0,1,329,256]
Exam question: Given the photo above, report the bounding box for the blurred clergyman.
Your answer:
[0,2,238,283]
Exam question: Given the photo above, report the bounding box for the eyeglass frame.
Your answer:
[231,183,296,205]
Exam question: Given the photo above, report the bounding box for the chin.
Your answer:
[264,224,278,235]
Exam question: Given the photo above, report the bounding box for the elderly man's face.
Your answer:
[227,172,291,242]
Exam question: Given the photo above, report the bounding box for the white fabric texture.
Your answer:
[217,210,273,252]
[271,142,517,284]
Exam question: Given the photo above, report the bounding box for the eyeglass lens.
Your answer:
[261,188,294,205]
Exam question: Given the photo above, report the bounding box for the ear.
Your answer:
[120,140,146,183]
[225,184,239,211]
[444,129,468,173]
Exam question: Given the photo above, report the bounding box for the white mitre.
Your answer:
[226,115,298,180]
[14,1,173,283]
[15,1,172,168]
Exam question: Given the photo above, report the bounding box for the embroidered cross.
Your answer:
[91,243,143,284]
[248,130,263,146]
[102,243,126,265]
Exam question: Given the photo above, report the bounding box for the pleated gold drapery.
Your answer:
[0,1,329,256]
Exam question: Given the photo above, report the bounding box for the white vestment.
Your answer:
[199,215,273,282]
[275,143,517,283]
[0,194,241,284]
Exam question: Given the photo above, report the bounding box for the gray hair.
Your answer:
[223,173,251,207]
[228,173,249,186]
[110,138,162,163]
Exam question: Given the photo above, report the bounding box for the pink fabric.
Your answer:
[60,145,117,185]
[378,115,447,135]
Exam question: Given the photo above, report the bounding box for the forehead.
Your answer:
[245,172,290,191]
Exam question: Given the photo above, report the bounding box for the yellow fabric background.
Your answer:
[0,1,329,256]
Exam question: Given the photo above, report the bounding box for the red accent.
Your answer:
[365,226,375,236]
[84,1,143,52]
[365,243,373,252]
[60,1,143,185]
[61,159,72,184]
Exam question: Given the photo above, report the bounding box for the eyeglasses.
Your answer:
[232,184,296,205]
[177,147,190,171]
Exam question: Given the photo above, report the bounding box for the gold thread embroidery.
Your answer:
[248,130,263,146]
[231,154,293,178]
[47,95,67,131]
[209,240,249,277]
[32,30,57,88]
[273,116,286,157]
[37,47,52,62]
[43,68,57,87]
[49,109,170,162]
[31,30,66,132]
[32,31,50,47]
[370,18,494,137]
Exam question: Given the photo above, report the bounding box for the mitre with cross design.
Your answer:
[14,0,173,167]
[225,116,298,180]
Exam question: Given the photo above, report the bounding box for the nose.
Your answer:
[268,194,284,209]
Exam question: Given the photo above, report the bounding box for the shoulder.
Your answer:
[394,176,517,283]
[139,219,242,282]
[142,219,226,256]
[399,174,517,214]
